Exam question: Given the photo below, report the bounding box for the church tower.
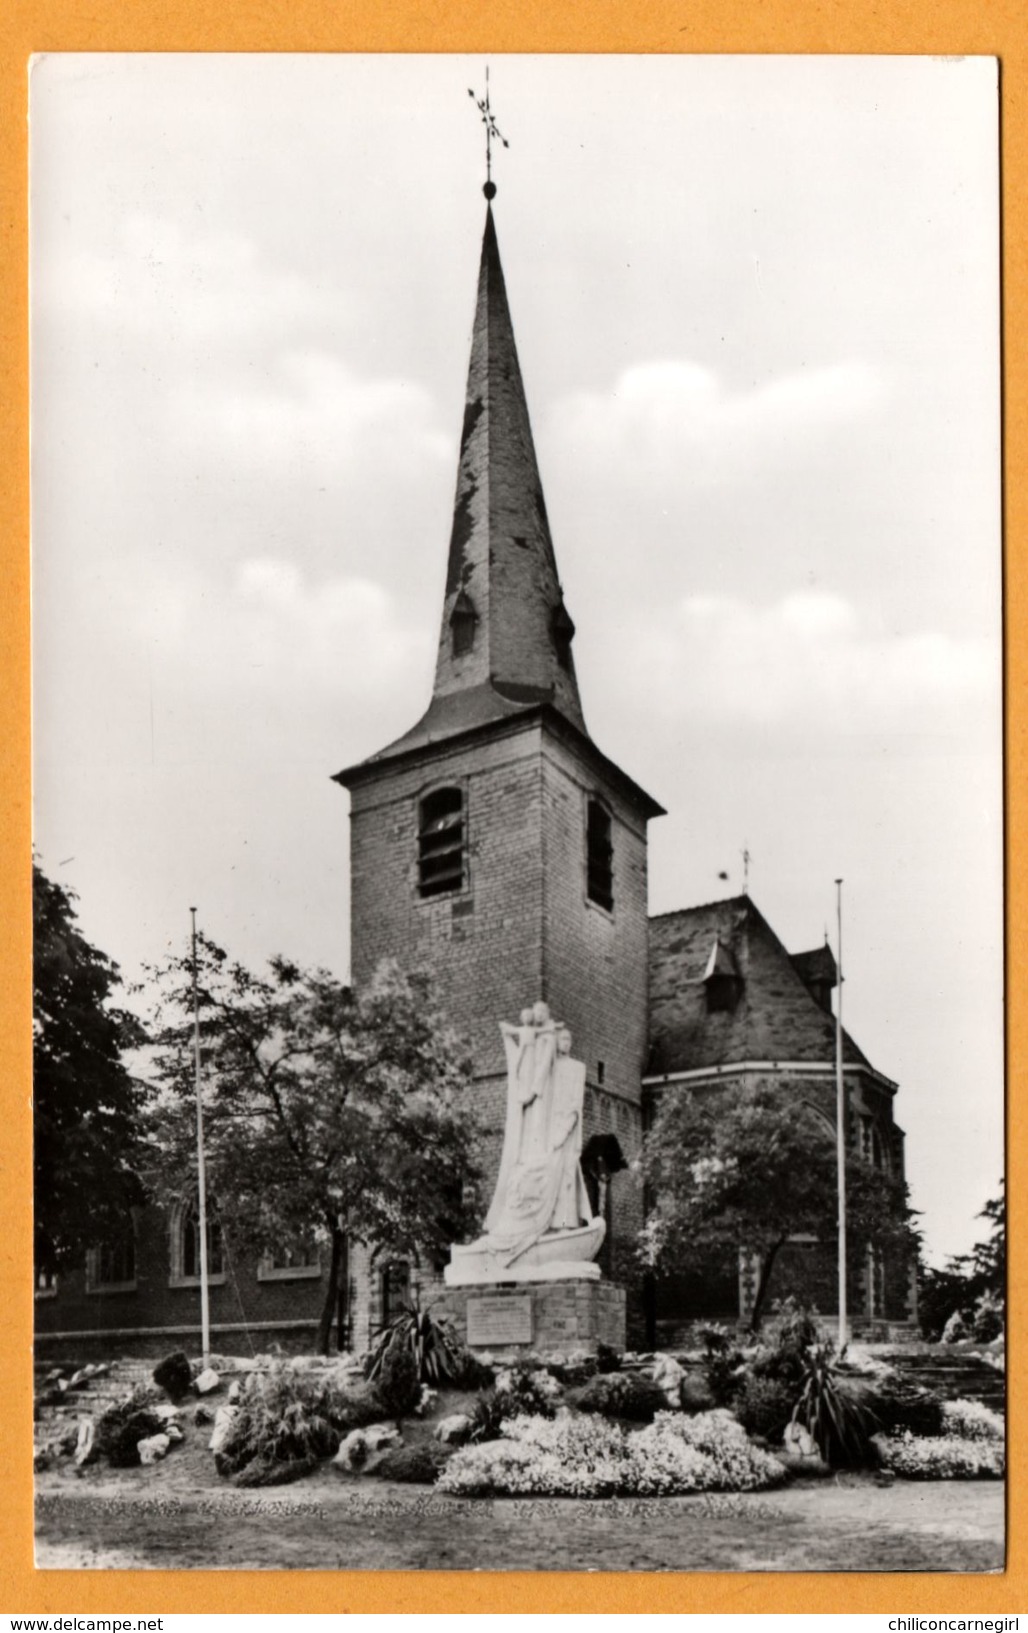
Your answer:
[335,193,664,1250]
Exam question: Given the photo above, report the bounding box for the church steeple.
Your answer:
[433,203,586,734]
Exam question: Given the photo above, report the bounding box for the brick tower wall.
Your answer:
[346,717,652,1278]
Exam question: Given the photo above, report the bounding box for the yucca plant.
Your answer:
[792,1341,878,1467]
[364,1292,463,1386]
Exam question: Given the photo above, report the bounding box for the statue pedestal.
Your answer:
[433,1277,626,1359]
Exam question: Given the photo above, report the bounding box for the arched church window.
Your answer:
[170,1196,226,1287]
[586,798,613,912]
[418,786,465,897]
[87,1214,138,1293]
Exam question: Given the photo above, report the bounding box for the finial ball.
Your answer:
[483,180,497,201]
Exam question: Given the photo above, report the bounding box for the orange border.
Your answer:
[2,8,1023,1617]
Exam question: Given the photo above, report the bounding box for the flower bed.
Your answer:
[436,1408,786,1499]
[872,1430,1004,1480]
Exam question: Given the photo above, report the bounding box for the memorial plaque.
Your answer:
[466,1293,533,1347]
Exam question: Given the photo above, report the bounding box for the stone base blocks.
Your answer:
[434,1277,626,1359]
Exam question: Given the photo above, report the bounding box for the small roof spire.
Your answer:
[468,66,509,199]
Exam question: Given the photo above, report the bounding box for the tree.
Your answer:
[33,862,147,1273]
[144,938,482,1353]
[918,1182,1004,1339]
[639,1082,917,1330]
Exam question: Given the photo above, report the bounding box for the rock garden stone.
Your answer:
[73,1418,95,1467]
[194,1367,222,1395]
[137,1433,171,1465]
[651,1353,685,1407]
[208,1405,239,1454]
[434,1413,473,1445]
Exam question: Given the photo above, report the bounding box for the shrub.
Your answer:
[596,1343,622,1374]
[873,1431,1005,1480]
[364,1296,463,1386]
[792,1341,877,1467]
[440,1413,628,1498]
[378,1337,421,1424]
[733,1374,795,1441]
[450,1349,496,1391]
[94,1395,167,1468]
[699,1324,747,1406]
[152,1351,193,1401]
[972,1291,1004,1343]
[646,1409,789,1493]
[865,1378,943,1439]
[234,1450,320,1488]
[215,1358,378,1480]
[575,1371,668,1423]
[761,1299,820,1375]
[437,1408,785,1499]
[468,1365,560,1443]
[368,1442,455,1484]
[941,1399,1004,1442]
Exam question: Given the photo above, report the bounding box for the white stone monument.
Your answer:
[445,1003,606,1286]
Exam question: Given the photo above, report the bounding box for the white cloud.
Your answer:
[38,214,348,346]
[601,588,998,740]
[173,349,451,481]
[551,358,886,488]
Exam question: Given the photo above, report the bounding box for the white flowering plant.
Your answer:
[872,1429,1004,1480]
[436,1407,786,1499]
[940,1398,1004,1443]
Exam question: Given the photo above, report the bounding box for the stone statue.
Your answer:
[445,1002,606,1286]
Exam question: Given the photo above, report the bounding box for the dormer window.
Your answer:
[703,936,742,1013]
[418,786,465,897]
[551,599,576,670]
[586,798,613,911]
[450,590,478,658]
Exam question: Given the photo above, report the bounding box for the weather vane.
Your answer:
[468,65,509,199]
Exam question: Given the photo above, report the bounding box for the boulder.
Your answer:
[208,1405,239,1454]
[434,1413,473,1446]
[73,1419,96,1466]
[227,1379,243,1405]
[779,1420,830,1477]
[333,1423,402,1471]
[651,1353,686,1408]
[152,1403,182,1424]
[164,1422,184,1444]
[68,1369,91,1389]
[783,1420,818,1458]
[137,1433,171,1465]
[194,1367,221,1396]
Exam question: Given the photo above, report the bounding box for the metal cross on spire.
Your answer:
[468,65,509,199]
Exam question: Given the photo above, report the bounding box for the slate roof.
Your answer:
[340,204,590,781]
[336,201,661,820]
[647,895,874,1078]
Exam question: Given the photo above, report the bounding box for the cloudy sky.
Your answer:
[30,54,1001,1264]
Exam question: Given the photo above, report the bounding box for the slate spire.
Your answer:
[432,202,587,734]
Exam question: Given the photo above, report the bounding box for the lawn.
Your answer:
[34,1430,1004,1572]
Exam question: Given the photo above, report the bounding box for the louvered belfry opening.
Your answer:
[418,785,465,897]
[586,797,614,911]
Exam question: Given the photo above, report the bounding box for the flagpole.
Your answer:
[834,879,848,1350]
[191,907,211,1368]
